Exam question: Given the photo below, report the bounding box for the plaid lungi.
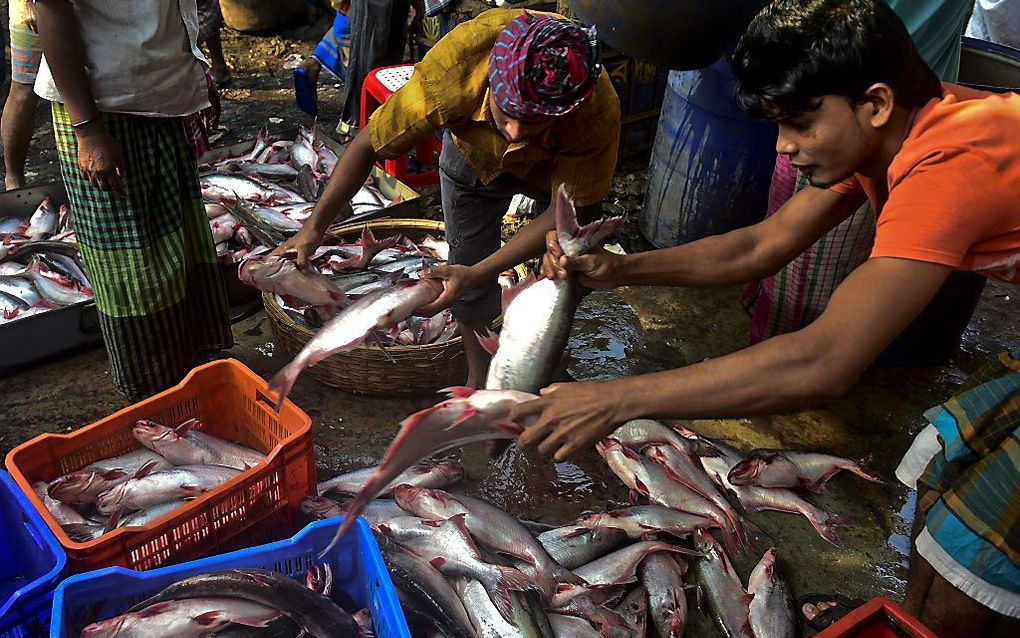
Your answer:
[742,153,874,343]
[52,103,232,401]
[197,0,224,45]
[896,350,1020,616]
[9,21,42,85]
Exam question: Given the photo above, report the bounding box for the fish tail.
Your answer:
[553,565,587,587]
[811,511,845,547]
[62,523,100,543]
[319,515,357,559]
[850,455,885,484]
[268,360,304,411]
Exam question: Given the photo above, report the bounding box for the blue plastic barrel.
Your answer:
[640,59,778,248]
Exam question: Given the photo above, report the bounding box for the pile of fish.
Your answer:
[34,417,264,542]
[0,196,93,324]
[77,566,370,638]
[199,126,398,263]
[305,414,882,637]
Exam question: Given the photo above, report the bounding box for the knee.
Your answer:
[5,82,39,107]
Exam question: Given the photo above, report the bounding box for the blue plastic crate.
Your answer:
[0,471,67,638]
[51,518,410,638]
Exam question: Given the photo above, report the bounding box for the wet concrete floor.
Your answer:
[1,277,1016,636]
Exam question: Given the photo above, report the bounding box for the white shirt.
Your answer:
[34,0,210,118]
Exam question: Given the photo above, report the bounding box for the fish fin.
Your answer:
[501,273,536,314]
[103,509,124,533]
[99,468,129,481]
[554,184,626,256]
[174,417,200,436]
[498,565,540,594]
[192,611,224,627]
[440,385,476,399]
[448,406,479,428]
[628,488,642,505]
[180,485,207,499]
[632,476,651,498]
[492,418,525,437]
[229,611,284,628]
[138,601,176,618]
[851,455,885,484]
[319,512,357,559]
[398,404,442,430]
[62,523,100,543]
[562,525,594,539]
[133,459,160,480]
[554,566,588,587]
[475,329,500,356]
[268,360,304,411]
[429,556,447,570]
[812,513,845,547]
[488,585,518,624]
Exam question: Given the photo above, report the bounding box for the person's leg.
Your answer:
[439,131,508,387]
[903,500,936,615]
[2,81,39,189]
[917,567,1001,638]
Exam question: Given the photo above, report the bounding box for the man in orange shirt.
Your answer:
[513,0,1019,634]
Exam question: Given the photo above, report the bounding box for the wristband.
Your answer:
[71,115,100,129]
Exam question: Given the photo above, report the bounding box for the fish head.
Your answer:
[94,484,126,514]
[80,611,132,638]
[47,470,102,502]
[237,256,286,284]
[692,529,716,553]
[299,495,341,518]
[392,485,452,515]
[132,420,179,447]
[726,458,767,485]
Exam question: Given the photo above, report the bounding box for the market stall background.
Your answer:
[1,3,1018,637]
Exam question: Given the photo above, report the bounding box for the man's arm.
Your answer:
[272,127,379,268]
[35,0,125,193]
[543,185,867,288]
[514,256,953,460]
[416,200,598,315]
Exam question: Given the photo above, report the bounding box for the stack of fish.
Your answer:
[77,566,370,638]
[0,195,92,324]
[34,417,264,542]
[199,126,396,263]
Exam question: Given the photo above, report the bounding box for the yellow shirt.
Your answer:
[368,9,621,207]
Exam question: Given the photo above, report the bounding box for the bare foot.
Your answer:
[5,174,25,190]
[212,65,233,88]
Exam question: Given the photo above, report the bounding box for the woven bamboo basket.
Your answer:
[263,219,515,396]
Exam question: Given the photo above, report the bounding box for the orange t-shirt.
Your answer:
[830,84,1020,283]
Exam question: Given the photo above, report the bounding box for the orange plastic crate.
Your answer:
[815,597,939,638]
[4,359,315,573]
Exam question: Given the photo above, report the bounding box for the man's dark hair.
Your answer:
[729,0,942,120]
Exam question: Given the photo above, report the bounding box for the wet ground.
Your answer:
[2,11,1019,636]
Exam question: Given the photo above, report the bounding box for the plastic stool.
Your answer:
[361,64,442,188]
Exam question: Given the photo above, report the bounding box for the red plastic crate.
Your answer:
[816,597,939,638]
[4,359,315,574]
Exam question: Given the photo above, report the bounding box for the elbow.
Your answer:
[775,338,859,406]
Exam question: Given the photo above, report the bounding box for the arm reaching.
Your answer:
[515,256,952,460]
[541,185,866,288]
[271,126,379,268]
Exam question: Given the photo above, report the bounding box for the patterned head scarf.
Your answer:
[489,12,600,122]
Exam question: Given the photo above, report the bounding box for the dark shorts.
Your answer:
[439,129,549,324]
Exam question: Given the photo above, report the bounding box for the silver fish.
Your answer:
[95,464,241,515]
[612,585,648,638]
[379,537,476,638]
[552,541,699,607]
[569,506,718,540]
[549,613,603,638]
[552,591,630,638]
[748,548,796,638]
[252,206,304,232]
[0,276,40,307]
[537,525,630,569]
[47,449,174,504]
[26,197,58,240]
[25,259,90,306]
[290,137,320,173]
[301,496,410,528]
[268,278,443,408]
[132,418,264,471]
[693,530,754,638]
[0,290,29,319]
[239,255,349,307]
[31,481,91,526]
[80,597,283,638]
[325,387,536,550]
[201,173,306,205]
[484,186,623,392]
[596,439,734,543]
[640,554,687,638]
[239,161,300,180]
[63,500,188,542]
[0,216,25,234]
[317,462,465,496]
[37,252,90,290]
[611,419,717,457]
[328,227,400,271]
[394,487,584,600]
[728,448,882,492]
[697,439,844,546]
[381,513,538,622]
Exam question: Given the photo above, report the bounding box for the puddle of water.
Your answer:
[255,341,275,358]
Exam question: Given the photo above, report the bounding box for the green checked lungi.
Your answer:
[897,350,1020,617]
[52,103,232,401]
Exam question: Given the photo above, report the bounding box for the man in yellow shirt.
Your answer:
[277,9,621,386]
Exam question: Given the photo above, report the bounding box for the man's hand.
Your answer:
[75,123,126,194]
[539,229,625,289]
[270,223,326,270]
[416,263,480,316]
[513,380,628,461]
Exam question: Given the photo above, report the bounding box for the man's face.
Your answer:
[489,93,554,144]
[772,95,882,188]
